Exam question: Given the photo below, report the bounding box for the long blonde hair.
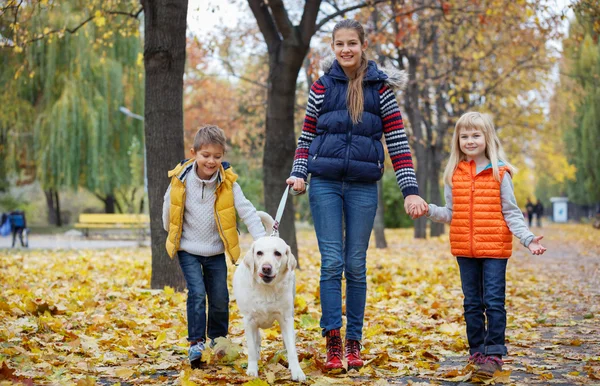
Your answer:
[332,20,368,124]
[443,112,516,186]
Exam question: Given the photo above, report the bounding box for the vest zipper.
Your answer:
[470,163,475,257]
[343,128,352,177]
[214,183,231,262]
[202,182,205,199]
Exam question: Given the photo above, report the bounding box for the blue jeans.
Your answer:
[178,251,229,343]
[309,177,378,341]
[457,257,508,356]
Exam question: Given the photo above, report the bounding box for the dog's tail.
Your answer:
[257,211,275,234]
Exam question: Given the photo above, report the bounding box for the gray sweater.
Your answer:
[427,163,535,248]
[162,162,266,257]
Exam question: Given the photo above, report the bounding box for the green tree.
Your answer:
[1,1,145,223]
[562,13,600,205]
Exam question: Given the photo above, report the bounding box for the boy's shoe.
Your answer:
[474,355,504,378]
[325,329,344,370]
[345,339,364,369]
[189,341,206,369]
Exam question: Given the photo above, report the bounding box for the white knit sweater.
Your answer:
[162,162,266,257]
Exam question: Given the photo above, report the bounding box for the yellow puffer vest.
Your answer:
[449,160,513,258]
[165,159,241,263]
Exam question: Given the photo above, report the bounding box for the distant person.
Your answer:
[525,198,534,227]
[534,200,544,227]
[162,125,266,368]
[9,210,28,248]
[425,112,547,380]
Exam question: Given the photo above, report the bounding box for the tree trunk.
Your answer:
[104,194,116,214]
[373,179,387,248]
[429,147,445,237]
[142,0,188,291]
[44,189,62,226]
[263,42,306,260]
[404,56,428,239]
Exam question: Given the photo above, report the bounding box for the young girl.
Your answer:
[286,19,428,370]
[426,112,547,378]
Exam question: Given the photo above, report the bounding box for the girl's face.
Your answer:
[331,28,367,74]
[459,127,487,161]
[191,143,224,180]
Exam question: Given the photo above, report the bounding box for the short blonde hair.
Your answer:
[443,112,515,186]
[193,125,227,152]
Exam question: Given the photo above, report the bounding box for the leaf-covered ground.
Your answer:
[1,224,599,385]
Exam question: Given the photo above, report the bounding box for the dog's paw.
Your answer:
[246,363,259,378]
[290,366,306,382]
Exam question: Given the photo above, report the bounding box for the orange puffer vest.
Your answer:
[449,160,512,258]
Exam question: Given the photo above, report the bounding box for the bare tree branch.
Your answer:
[248,0,281,49]
[8,7,143,46]
[316,0,388,31]
[299,0,321,42]
[268,0,295,41]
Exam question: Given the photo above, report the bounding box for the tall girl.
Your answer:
[427,112,546,378]
[286,19,428,370]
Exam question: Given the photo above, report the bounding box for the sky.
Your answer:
[187,0,247,36]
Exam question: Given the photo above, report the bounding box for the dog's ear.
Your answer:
[243,243,256,275]
[286,245,297,271]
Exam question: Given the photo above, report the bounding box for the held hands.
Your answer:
[404,195,428,220]
[286,177,306,195]
[528,235,547,255]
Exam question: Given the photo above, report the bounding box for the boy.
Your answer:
[162,125,266,368]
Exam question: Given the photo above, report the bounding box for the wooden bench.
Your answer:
[74,213,150,237]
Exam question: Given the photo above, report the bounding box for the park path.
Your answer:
[385,223,600,385]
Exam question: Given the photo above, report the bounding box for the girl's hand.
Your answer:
[286,177,306,195]
[528,235,547,255]
[404,195,428,219]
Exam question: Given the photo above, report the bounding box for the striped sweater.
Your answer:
[291,78,418,197]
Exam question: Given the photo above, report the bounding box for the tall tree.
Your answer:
[248,0,387,256]
[141,0,188,290]
[560,10,600,205]
[1,1,145,223]
[368,0,561,237]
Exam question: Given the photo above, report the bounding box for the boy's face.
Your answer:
[191,143,224,180]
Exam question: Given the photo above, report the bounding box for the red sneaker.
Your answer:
[325,329,344,370]
[345,339,364,369]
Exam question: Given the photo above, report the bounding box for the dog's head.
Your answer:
[242,236,297,285]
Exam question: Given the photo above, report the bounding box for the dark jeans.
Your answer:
[12,227,27,247]
[457,257,508,356]
[309,177,378,341]
[178,251,229,343]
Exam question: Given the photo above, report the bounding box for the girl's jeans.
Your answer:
[178,251,229,343]
[457,257,508,356]
[309,177,378,341]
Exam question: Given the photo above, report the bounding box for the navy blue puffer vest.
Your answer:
[307,60,388,182]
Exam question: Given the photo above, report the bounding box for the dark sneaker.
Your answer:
[474,355,503,378]
[189,341,206,369]
[468,352,486,371]
[325,329,344,370]
[345,339,364,369]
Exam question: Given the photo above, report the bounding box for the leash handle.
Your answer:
[271,185,290,237]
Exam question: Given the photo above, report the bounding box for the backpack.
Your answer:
[9,213,25,228]
[0,218,10,236]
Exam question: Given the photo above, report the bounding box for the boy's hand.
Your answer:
[286,177,306,195]
[528,235,547,255]
[404,195,428,220]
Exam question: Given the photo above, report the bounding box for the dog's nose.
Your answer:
[261,264,272,275]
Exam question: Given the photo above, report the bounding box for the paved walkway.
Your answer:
[0,233,146,250]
